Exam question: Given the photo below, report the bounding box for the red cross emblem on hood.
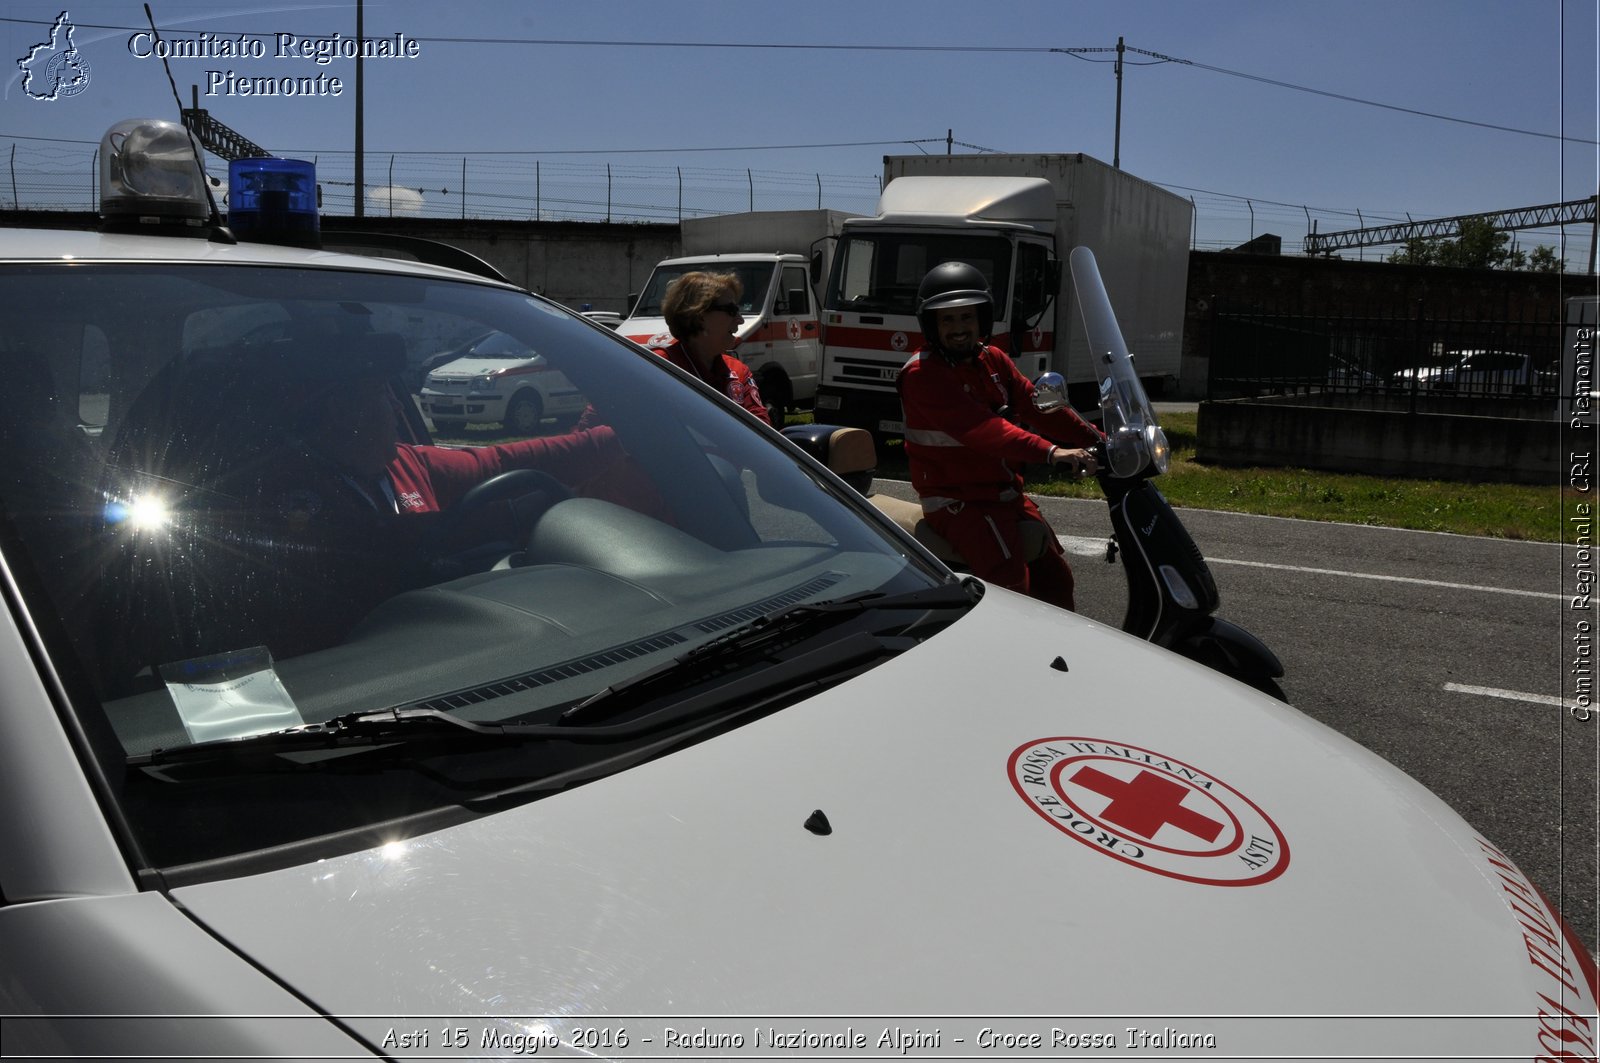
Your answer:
[1069,766,1224,843]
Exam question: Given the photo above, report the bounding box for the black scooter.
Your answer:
[787,246,1284,694]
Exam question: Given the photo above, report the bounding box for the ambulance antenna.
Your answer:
[142,3,233,241]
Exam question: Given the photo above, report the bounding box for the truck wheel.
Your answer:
[504,391,544,435]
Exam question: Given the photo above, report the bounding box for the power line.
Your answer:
[0,18,1093,54]
[0,130,944,159]
[2,15,1589,144]
[1126,45,1598,146]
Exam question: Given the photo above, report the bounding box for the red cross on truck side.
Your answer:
[1069,766,1225,843]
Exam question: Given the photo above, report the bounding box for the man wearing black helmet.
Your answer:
[896,261,1102,610]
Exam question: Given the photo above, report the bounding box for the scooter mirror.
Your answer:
[1033,372,1067,412]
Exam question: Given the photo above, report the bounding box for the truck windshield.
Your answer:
[825,233,1012,317]
[632,262,775,317]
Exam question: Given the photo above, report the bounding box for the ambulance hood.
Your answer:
[172,590,1596,1058]
[426,354,543,379]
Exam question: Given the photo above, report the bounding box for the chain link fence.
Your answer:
[2,140,885,222]
[1207,296,1567,410]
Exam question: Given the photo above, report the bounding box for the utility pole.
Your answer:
[354,0,364,216]
[1113,37,1124,169]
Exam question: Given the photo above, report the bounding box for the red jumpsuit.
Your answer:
[653,340,771,425]
[897,343,1100,609]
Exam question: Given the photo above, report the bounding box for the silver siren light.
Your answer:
[1068,245,1171,479]
[99,119,210,226]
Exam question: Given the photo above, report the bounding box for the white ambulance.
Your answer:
[0,121,1592,1061]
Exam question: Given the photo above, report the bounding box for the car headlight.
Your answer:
[472,374,495,390]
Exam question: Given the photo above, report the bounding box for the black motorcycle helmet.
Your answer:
[916,261,994,356]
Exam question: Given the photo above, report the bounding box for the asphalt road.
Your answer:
[875,479,1598,958]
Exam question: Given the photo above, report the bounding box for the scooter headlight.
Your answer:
[1146,424,1171,475]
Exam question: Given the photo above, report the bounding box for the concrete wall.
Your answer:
[0,210,681,318]
[323,216,680,315]
[1195,394,1562,484]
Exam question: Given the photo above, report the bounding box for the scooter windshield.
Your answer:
[1069,246,1171,479]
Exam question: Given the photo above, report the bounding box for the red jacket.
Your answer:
[386,427,624,513]
[897,343,1100,510]
[654,340,771,425]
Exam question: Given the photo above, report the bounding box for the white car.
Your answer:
[419,330,588,434]
[0,120,1594,1061]
[1394,349,1552,396]
[581,310,623,329]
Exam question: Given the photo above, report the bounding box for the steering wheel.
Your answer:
[428,469,573,577]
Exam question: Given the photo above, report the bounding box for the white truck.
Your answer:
[620,209,856,422]
[815,154,1193,435]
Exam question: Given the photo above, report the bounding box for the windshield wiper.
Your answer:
[127,580,977,775]
[126,633,896,778]
[126,707,554,771]
[559,579,978,725]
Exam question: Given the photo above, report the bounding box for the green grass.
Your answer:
[868,412,1571,543]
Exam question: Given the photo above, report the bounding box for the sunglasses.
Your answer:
[706,301,742,316]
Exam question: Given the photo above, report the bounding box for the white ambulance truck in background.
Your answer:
[816,154,1192,435]
[621,209,856,423]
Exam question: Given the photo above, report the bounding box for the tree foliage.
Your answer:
[1386,218,1562,271]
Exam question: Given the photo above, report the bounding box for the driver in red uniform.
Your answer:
[896,261,1101,610]
[106,339,631,668]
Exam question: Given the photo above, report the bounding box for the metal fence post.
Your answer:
[1406,297,1423,416]
[1205,294,1220,399]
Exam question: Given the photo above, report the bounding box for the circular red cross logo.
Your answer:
[1008,737,1289,886]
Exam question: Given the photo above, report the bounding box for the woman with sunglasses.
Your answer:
[655,271,771,425]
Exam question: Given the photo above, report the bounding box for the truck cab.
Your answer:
[817,178,1059,435]
[621,252,823,424]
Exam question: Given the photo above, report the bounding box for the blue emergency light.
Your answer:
[228,157,320,246]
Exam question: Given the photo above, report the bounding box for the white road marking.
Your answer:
[893,485,1565,597]
[1444,682,1565,707]
[1060,536,1561,599]
[1203,557,1565,601]
[1059,534,1111,557]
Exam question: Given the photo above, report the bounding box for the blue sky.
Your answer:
[4,0,1597,267]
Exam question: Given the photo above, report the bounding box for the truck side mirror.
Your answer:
[810,249,823,286]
